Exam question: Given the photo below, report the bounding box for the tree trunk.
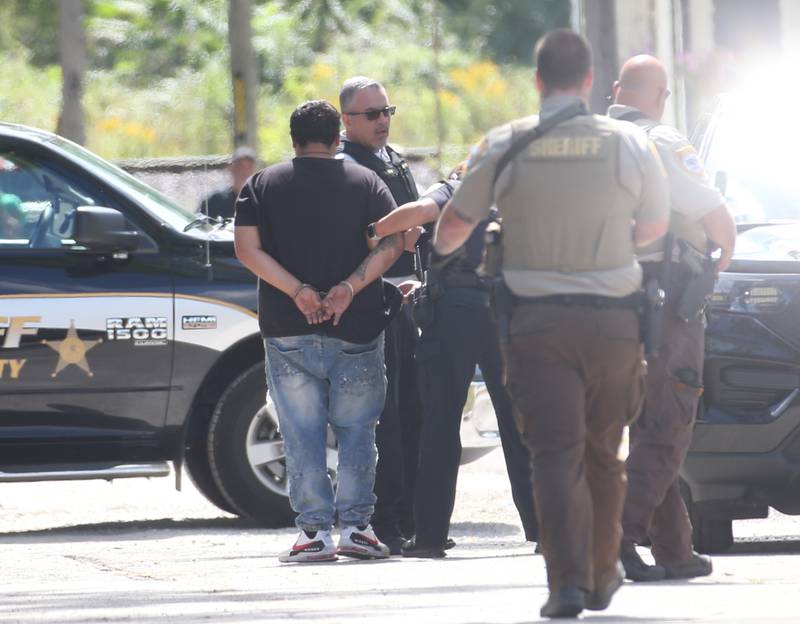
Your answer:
[583,0,618,114]
[57,0,86,145]
[228,0,258,153]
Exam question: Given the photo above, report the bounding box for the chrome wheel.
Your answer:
[245,398,338,497]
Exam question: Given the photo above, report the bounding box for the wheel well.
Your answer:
[183,336,265,451]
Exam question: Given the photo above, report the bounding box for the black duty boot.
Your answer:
[620,542,666,582]
[540,587,586,619]
[374,526,407,556]
[586,562,624,611]
[662,552,712,579]
[400,538,446,559]
[380,534,407,556]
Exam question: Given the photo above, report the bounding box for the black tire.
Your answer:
[185,439,238,516]
[692,516,733,554]
[681,479,734,554]
[207,363,295,528]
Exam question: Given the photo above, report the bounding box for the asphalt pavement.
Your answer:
[2,449,800,623]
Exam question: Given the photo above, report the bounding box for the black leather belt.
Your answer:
[519,293,641,309]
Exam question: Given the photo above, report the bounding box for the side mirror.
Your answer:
[72,206,140,252]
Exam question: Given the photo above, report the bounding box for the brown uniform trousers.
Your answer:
[622,264,705,565]
[503,303,645,593]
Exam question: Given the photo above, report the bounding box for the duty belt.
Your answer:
[518,292,641,310]
[441,272,491,290]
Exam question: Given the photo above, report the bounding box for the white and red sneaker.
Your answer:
[337,525,390,560]
[278,530,337,563]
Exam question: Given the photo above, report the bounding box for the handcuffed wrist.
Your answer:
[339,280,355,300]
[293,283,312,299]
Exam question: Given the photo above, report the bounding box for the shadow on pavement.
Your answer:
[728,538,800,555]
[2,518,527,547]
[0,516,281,543]
[449,521,522,538]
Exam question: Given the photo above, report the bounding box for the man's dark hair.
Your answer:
[290,100,341,147]
[535,29,592,91]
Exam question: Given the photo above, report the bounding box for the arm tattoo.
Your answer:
[353,233,401,282]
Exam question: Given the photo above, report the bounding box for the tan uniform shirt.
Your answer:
[608,104,723,262]
[452,95,669,297]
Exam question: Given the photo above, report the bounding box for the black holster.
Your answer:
[490,278,515,344]
[639,234,673,358]
[640,275,666,358]
[675,240,717,322]
[411,267,444,330]
[477,219,503,279]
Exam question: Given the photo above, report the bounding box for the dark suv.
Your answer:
[682,94,800,551]
[0,122,496,526]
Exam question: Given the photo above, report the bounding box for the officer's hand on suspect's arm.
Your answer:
[403,226,424,252]
[293,284,328,325]
[321,282,354,326]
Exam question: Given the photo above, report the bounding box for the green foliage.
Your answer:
[440,0,571,64]
[2,0,60,66]
[89,0,228,84]
[0,0,566,170]
[0,52,62,131]
[256,44,539,171]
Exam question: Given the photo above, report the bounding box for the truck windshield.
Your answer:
[704,96,800,225]
[45,135,223,236]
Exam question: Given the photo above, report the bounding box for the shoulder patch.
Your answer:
[675,145,704,176]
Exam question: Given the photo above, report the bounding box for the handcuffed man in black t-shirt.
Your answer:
[234,100,405,563]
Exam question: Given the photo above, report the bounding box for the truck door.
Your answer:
[0,141,174,464]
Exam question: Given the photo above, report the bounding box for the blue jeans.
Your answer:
[264,333,386,531]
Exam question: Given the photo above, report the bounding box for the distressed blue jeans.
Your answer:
[264,333,386,531]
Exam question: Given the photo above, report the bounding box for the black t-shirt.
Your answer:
[235,157,396,343]
[200,187,236,220]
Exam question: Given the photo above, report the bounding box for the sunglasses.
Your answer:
[344,106,396,121]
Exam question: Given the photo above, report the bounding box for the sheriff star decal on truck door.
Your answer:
[42,320,102,378]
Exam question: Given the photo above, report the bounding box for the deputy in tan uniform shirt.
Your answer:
[433,29,670,619]
[608,54,737,583]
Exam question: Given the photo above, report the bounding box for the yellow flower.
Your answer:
[309,62,335,84]
[450,61,507,99]
[98,116,122,132]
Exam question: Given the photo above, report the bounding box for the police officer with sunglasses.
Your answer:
[336,76,423,555]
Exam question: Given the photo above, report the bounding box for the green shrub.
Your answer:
[1,42,540,173]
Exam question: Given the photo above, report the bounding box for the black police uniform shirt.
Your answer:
[234,157,397,343]
[199,187,237,220]
[338,137,418,278]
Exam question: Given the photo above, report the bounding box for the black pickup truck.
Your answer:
[682,93,800,552]
[0,121,500,526]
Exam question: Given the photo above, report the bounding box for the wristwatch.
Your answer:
[366,222,381,241]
